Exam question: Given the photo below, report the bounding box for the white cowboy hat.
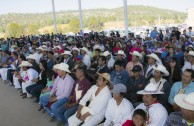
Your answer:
[53,64,60,70]
[102,51,111,57]
[116,50,126,57]
[11,45,18,48]
[27,54,36,60]
[57,63,71,73]
[53,46,62,50]
[153,64,169,76]
[131,51,142,59]
[137,83,164,95]
[80,47,88,53]
[72,47,80,53]
[36,47,44,51]
[94,45,101,51]
[186,45,194,50]
[147,53,162,64]
[61,51,72,56]
[188,51,194,57]
[174,93,194,111]
[19,61,32,67]
[97,73,111,83]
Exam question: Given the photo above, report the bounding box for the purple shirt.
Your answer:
[51,74,75,100]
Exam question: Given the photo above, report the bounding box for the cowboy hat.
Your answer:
[11,45,18,48]
[174,93,194,111]
[153,64,169,76]
[57,63,71,73]
[131,51,142,59]
[186,45,194,50]
[188,51,194,57]
[116,50,126,57]
[97,73,111,83]
[53,64,60,70]
[36,47,44,51]
[27,54,36,60]
[80,47,88,53]
[102,51,111,57]
[61,51,72,56]
[147,53,162,64]
[137,83,164,94]
[72,47,80,53]
[19,61,32,67]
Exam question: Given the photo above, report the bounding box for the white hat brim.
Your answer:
[137,90,164,95]
[147,54,162,64]
[153,67,169,76]
[174,94,194,111]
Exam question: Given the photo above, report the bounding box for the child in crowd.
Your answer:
[123,109,146,126]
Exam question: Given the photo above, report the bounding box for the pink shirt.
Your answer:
[51,74,75,100]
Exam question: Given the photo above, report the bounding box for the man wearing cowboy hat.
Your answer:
[80,47,91,69]
[126,51,144,76]
[27,54,40,73]
[39,46,48,61]
[144,53,162,80]
[34,47,43,64]
[166,93,194,126]
[125,83,168,126]
[18,61,39,98]
[169,69,194,111]
[39,63,75,122]
[147,64,172,113]
[68,73,112,126]
[71,47,80,61]
[182,51,194,72]
[60,51,74,71]
[116,50,128,68]
[102,51,115,70]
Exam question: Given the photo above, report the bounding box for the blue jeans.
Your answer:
[56,104,78,123]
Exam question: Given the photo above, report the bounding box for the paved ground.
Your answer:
[0,79,56,126]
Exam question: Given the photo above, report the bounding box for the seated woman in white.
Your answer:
[68,73,112,126]
[103,84,134,126]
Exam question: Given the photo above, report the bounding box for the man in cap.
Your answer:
[147,64,172,113]
[169,69,194,111]
[80,47,91,69]
[102,51,115,70]
[127,65,147,106]
[126,51,144,76]
[166,93,194,126]
[125,83,168,126]
[144,53,162,80]
[39,63,75,122]
[104,84,134,126]
[18,61,39,98]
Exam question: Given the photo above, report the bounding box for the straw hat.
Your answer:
[19,61,32,67]
[131,51,142,59]
[53,64,60,70]
[57,63,71,73]
[137,83,164,94]
[61,51,72,56]
[97,73,111,83]
[147,53,162,64]
[153,64,169,76]
[174,93,194,111]
[102,51,111,57]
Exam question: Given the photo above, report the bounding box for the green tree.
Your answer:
[6,23,23,37]
[87,17,103,31]
[68,18,80,33]
[26,24,39,35]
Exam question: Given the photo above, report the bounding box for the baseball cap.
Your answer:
[132,65,142,73]
[111,83,127,94]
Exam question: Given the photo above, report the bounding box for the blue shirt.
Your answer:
[110,69,129,87]
[150,30,158,39]
[168,81,194,105]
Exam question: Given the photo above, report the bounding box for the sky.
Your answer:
[0,0,194,15]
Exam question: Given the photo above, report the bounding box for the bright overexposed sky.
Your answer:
[0,0,193,15]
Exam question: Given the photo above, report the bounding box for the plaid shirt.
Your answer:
[165,112,194,126]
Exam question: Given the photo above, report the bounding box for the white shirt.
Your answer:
[104,98,134,126]
[182,61,194,72]
[127,103,168,126]
[79,85,111,117]
[34,52,42,64]
[108,58,115,69]
[82,54,91,69]
[25,68,39,85]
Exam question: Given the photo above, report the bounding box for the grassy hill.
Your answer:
[0,5,187,37]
